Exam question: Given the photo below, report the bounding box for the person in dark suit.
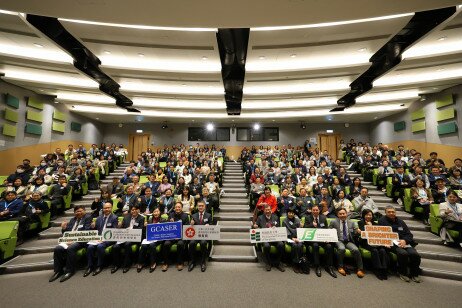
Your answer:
[188,201,213,272]
[163,202,189,271]
[378,205,421,283]
[304,204,337,278]
[111,205,144,273]
[106,177,124,198]
[48,175,71,219]
[49,205,92,282]
[330,208,365,278]
[358,209,389,280]
[315,187,334,217]
[116,184,138,216]
[391,166,412,204]
[282,207,303,273]
[138,187,158,214]
[253,204,285,272]
[84,202,119,277]
[137,208,166,273]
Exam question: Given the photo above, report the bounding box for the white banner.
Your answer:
[102,228,142,242]
[250,227,287,243]
[58,230,101,243]
[296,228,338,242]
[182,225,221,240]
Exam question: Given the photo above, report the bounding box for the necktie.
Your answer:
[342,220,348,241]
[73,219,81,231]
[102,216,108,230]
[200,213,203,224]
[129,218,135,229]
[315,217,319,225]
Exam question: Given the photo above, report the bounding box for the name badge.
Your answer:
[78,224,83,228]
[289,221,293,225]
[288,200,292,204]
[274,221,278,225]
[398,227,403,231]
[204,218,208,222]
[134,222,139,226]
[320,223,325,227]
[107,223,112,227]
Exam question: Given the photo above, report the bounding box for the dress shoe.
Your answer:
[83,267,92,277]
[315,266,322,277]
[293,265,300,274]
[149,263,157,273]
[161,264,168,272]
[276,263,285,272]
[188,263,195,272]
[328,267,337,278]
[201,263,207,272]
[59,272,74,282]
[123,267,130,273]
[49,271,63,282]
[111,267,119,274]
[338,267,346,276]
[177,263,183,271]
[93,267,102,276]
[411,276,422,283]
[266,264,272,271]
[400,274,411,282]
[356,270,365,278]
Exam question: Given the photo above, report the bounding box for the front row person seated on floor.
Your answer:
[330,208,365,278]
[188,200,212,272]
[49,205,92,282]
[378,205,422,283]
[438,190,462,247]
[111,205,145,273]
[253,203,285,272]
[84,202,118,277]
[304,204,337,278]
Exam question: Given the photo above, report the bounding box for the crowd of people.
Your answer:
[49,144,226,282]
[242,140,462,282]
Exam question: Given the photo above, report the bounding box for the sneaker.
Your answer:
[411,276,422,283]
[400,274,411,282]
[397,199,403,206]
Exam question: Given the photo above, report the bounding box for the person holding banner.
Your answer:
[85,202,119,277]
[188,201,213,272]
[137,208,166,273]
[378,205,421,283]
[254,204,285,272]
[282,207,304,273]
[163,202,189,271]
[358,209,389,280]
[111,205,144,273]
[330,208,365,278]
[304,205,337,278]
[49,205,92,282]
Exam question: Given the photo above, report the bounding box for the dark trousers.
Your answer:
[138,242,162,265]
[50,198,64,215]
[368,245,389,271]
[262,241,284,265]
[86,242,112,269]
[189,240,209,264]
[163,240,185,264]
[53,242,86,273]
[308,242,334,267]
[288,242,303,264]
[392,246,421,276]
[112,242,139,268]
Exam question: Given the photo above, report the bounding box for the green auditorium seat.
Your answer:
[159,162,167,169]
[139,176,149,184]
[63,187,73,210]
[268,184,280,197]
[372,169,379,186]
[429,203,460,240]
[0,221,19,260]
[28,200,52,231]
[403,188,412,213]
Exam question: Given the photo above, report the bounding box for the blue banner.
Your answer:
[146,221,182,241]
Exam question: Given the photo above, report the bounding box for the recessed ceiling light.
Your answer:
[138,53,145,57]
[104,50,111,54]
[96,117,99,120]
[181,84,187,87]
[258,56,265,60]
[437,68,444,71]
[290,54,297,58]
[253,123,260,130]
[206,123,214,131]
[437,36,447,41]
[33,43,43,48]
[358,47,367,52]
[374,116,378,119]
[54,101,59,104]
[326,129,334,133]
[136,129,143,133]
[272,119,275,122]
[201,56,208,60]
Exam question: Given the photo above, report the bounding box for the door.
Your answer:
[318,133,341,161]
[128,134,150,161]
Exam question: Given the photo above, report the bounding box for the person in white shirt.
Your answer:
[438,190,462,246]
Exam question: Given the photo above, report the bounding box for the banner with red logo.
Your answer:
[182,225,221,240]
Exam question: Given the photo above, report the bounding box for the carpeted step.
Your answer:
[417,243,462,263]
[412,231,444,245]
[15,238,58,255]
[221,198,248,205]
[215,213,252,221]
[219,206,250,213]
[223,179,245,184]
[0,252,54,274]
[420,258,462,281]
[219,221,252,232]
[38,227,62,239]
[221,192,247,199]
[222,183,246,188]
[211,245,257,262]
[222,187,246,193]
[217,231,251,245]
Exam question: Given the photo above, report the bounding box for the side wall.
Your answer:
[0,80,104,174]
[370,84,462,164]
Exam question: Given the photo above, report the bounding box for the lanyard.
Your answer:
[448,203,460,216]
[5,200,15,209]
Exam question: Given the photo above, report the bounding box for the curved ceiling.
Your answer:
[0,2,462,124]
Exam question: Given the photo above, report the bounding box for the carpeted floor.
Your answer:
[0,262,460,307]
